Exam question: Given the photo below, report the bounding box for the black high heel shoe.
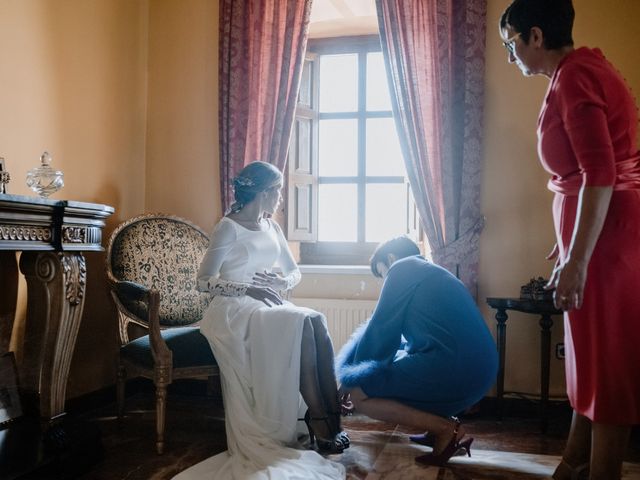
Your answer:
[415,418,473,467]
[328,411,350,449]
[304,411,344,454]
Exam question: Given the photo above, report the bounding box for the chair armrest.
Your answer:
[110,280,151,321]
[109,280,172,367]
[112,280,150,300]
[146,289,173,368]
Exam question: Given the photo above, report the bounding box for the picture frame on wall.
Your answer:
[0,352,22,426]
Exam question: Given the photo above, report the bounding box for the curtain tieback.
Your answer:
[431,215,485,268]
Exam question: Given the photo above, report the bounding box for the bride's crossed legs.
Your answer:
[299,313,347,453]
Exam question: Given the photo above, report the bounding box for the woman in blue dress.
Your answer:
[336,237,498,466]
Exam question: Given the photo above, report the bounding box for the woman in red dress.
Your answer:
[500,1,640,479]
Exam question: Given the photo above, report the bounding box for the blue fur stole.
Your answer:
[335,319,389,388]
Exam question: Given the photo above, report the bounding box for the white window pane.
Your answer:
[318,184,357,241]
[319,119,358,176]
[366,52,392,111]
[366,184,408,243]
[319,54,358,112]
[366,118,405,176]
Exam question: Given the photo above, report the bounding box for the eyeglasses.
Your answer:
[502,32,521,54]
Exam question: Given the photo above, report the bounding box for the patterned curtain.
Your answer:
[219,0,313,213]
[376,0,487,295]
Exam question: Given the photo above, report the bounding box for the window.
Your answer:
[287,36,419,265]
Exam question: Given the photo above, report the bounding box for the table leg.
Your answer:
[0,252,19,353]
[539,313,554,433]
[495,308,508,419]
[19,251,87,421]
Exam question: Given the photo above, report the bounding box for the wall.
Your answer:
[480,0,640,396]
[0,0,149,398]
[145,0,220,233]
[0,0,219,401]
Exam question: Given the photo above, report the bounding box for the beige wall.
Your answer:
[1,0,638,401]
[480,0,640,396]
[0,0,149,398]
[0,0,219,400]
[146,0,220,233]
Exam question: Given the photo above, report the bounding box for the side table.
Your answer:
[486,296,563,433]
[1,194,113,479]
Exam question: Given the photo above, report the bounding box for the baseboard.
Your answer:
[471,395,571,419]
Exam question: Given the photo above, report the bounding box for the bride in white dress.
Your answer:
[173,162,347,480]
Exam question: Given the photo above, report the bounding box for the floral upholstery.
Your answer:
[109,216,211,327]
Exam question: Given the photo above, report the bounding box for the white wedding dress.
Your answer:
[173,217,345,480]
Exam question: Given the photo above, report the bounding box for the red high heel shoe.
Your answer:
[410,416,459,447]
[415,418,473,467]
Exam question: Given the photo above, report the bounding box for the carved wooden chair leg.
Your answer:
[116,363,126,420]
[155,382,168,455]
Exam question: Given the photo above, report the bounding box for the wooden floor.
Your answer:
[14,381,640,479]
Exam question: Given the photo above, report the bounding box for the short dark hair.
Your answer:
[370,236,421,278]
[501,0,574,50]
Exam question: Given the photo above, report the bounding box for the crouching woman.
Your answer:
[336,237,498,466]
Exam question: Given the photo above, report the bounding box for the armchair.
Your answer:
[105,214,219,454]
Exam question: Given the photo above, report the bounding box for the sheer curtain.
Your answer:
[219,0,312,213]
[376,0,487,295]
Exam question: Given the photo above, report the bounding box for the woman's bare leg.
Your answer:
[589,422,630,480]
[553,411,591,480]
[348,387,465,454]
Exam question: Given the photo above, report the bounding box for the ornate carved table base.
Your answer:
[0,194,112,479]
[0,251,18,353]
[19,251,87,420]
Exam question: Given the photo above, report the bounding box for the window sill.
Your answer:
[298,264,371,275]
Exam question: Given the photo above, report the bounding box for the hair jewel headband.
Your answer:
[233,176,256,188]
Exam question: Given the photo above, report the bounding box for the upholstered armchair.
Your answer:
[105,214,219,454]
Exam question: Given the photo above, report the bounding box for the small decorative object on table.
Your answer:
[520,277,554,301]
[0,157,10,194]
[26,151,64,198]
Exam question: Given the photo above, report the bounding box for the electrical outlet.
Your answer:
[555,343,565,359]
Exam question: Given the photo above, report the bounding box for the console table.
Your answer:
[486,296,563,433]
[0,194,113,422]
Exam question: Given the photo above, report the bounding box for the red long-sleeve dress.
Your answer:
[537,47,640,424]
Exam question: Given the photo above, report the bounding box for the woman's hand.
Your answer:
[546,258,588,311]
[252,271,289,291]
[545,186,612,312]
[544,243,562,297]
[338,385,354,416]
[245,285,283,307]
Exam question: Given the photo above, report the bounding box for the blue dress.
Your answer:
[336,256,498,417]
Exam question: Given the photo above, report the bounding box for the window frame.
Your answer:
[288,35,417,265]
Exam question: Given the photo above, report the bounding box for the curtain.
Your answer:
[376,0,487,295]
[219,0,312,213]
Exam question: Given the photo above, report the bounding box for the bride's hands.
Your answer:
[245,285,283,307]
[252,271,289,291]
